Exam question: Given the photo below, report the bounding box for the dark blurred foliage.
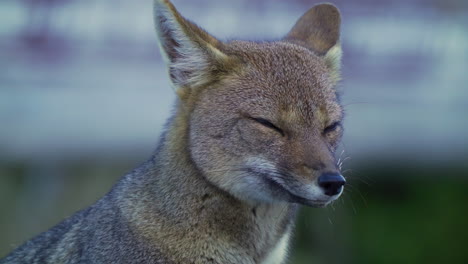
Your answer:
[292,164,468,264]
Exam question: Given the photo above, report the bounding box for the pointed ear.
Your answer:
[285,4,342,81]
[153,0,233,92]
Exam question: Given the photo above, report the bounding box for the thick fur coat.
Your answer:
[1,1,345,263]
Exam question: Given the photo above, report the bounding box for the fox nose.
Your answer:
[318,173,346,196]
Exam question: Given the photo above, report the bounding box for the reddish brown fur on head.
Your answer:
[154,0,344,206]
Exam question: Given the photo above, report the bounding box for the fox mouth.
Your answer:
[288,194,330,208]
[262,175,331,208]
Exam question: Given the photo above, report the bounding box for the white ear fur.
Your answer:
[153,0,228,89]
[324,44,342,83]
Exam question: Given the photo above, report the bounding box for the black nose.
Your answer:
[318,173,346,196]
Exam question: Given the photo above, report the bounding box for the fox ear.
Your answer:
[285,4,342,81]
[153,0,232,93]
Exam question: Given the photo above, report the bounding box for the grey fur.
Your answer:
[1,1,344,263]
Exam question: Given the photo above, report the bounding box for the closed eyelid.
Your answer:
[250,117,285,136]
[323,121,342,133]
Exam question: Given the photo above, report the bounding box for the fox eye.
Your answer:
[251,118,284,136]
[323,121,341,134]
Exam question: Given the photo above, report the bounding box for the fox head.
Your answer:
[154,0,345,207]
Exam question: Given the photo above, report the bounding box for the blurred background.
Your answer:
[1,0,467,263]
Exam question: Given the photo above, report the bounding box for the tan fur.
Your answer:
[0,1,345,263]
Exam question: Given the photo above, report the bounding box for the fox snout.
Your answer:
[281,170,345,207]
[280,138,346,204]
[318,172,346,196]
[282,164,346,206]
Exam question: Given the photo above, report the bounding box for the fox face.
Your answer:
[154,0,345,207]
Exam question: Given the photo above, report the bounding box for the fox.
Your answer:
[0,0,346,263]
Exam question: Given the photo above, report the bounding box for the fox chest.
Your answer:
[259,232,291,264]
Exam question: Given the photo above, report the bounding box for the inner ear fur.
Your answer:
[153,0,234,91]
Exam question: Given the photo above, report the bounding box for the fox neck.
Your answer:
[120,105,297,261]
